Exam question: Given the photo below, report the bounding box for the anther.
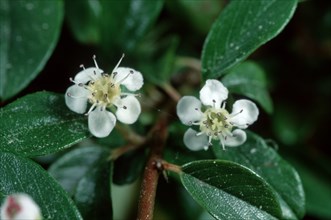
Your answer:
[123,106,127,109]
[212,99,216,103]
[240,109,243,113]
[203,120,207,124]
[103,73,109,77]
[93,70,97,75]
[79,64,85,70]
[112,72,117,78]
[90,81,95,85]
[78,83,83,87]
[130,70,134,74]
[92,92,96,96]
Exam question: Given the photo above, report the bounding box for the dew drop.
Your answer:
[250,148,257,154]
[42,23,49,30]
[258,25,263,30]
[229,43,234,48]
[26,3,34,10]
[235,46,240,50]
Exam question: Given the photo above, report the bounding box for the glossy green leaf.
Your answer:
[48,145,109,196]
[66,0,164,53]
[288,158,331,219]
[0,0,63,100]
[0,91,90,157]
[180,160,282,220]
[0,152,82,220]
[201,0,297,79]
[113,148,146,185]
[222,61,273,113]
[49,145,112,220]
[214,132,305,219]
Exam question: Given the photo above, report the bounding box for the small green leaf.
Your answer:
[0,91,90,157]
[0,152,82,220]
[49,145,112,220]
[0,0,63,100]
[180,160,282,219]
[214,132,305,219]
[201,0,297,79]
[66,0,164,53]
[222,61,273,113]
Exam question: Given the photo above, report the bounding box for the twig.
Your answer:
[137,114,169,220]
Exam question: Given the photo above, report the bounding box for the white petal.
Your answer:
[88,108,116,138]
[183,128,209,151]
[199,79,228,108]
[224,129,247,147]
[116,96,141,124]
[65,85,89,114]
[176,96,202,125]
[114,67,143,91]
[1,194,41,220]
[230,99,259,129]
[74,67,103,84]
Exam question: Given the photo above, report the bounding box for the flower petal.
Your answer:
[183,128,209,151]
[74,67,103,84]
[114,67,143,91]
[115,96,141,124]
[176,96,202,125]
[65,85,89,114]
[199,79,228,108]
[88,108,116,138]
[230,99,259,129]
[224,129,247,147]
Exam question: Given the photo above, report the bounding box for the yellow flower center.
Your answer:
[199,107,233,139]
[87,73,121,108]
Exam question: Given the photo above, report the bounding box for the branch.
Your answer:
[137,115,169,220]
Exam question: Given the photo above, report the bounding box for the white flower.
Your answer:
[65,55,143,138]
[176,79,259,151]
[0,193,42,220]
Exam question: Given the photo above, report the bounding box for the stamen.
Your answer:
[79,64,85,70]
[221,101,226,109]
[123,105,127,110]
[103,73,109,77]
[196,132,204,136]
[111,53,125,73]
[92,55,100,70]
[85,103,97,115]
[219,136,225,150]
[112,72,118,78]
[212,99,216,107]
[67,93,87,99]
[230,109,243,118]
[116,70,132,84]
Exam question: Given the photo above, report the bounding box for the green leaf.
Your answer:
[113,148,146,185]
[142,36,179,85]
[0,152,82,220]
[49,145,113,220]
[180,160,282,220]
[214,132,305,219]
[0,91,90,157]
[222,61,273,113]
[166,0,224,35]
[201,0,297,79]
[288,158,331,219]
[66,0,164,53]
[0,0,63,100]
